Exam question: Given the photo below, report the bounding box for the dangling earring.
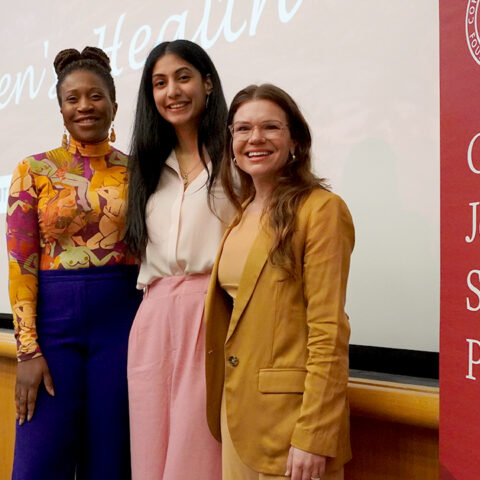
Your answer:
[205,94,210,109]
[109,123,116,143]
[62,127,69,149]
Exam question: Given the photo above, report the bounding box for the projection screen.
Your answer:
[0,0,439,351]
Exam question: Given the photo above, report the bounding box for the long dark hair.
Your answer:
[221,84,329,276]
[126,40,227,257]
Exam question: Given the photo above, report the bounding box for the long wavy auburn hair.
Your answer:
[220,84,330,276]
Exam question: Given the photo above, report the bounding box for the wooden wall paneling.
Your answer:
[345,417,438,479]
[0,333,440,480]
[346,377,439,479]
[0,332,16,480]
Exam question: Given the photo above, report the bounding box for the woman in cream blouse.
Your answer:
[205,84,354,480]
[125,40,233,480]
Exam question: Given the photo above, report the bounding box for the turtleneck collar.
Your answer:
[67,137,112,157]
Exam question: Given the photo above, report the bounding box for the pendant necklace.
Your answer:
[179,161,202,187]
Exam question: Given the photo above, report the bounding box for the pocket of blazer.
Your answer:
[258,368,307,393]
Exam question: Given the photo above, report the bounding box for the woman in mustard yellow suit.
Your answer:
[204,84,354,480]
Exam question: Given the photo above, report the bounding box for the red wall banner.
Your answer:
[440,1,480,478]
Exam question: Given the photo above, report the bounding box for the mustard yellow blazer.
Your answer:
[204,188,354,475]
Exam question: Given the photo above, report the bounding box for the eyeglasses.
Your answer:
[229,120,289,139]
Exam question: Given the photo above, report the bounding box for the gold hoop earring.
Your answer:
[232,156,237,165]
[62,127,69,149]
[109,124,116,143]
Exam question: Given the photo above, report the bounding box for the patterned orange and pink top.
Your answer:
[7,137,136,362]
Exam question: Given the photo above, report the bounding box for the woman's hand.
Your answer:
[15,356,54,425]
[285,446,326,480]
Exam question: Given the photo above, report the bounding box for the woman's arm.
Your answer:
[290,192,354,459]
[7,159,54,423]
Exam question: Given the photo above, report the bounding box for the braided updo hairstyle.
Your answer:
[53,46,116,105]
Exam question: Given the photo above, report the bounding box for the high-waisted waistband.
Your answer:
[144,273,211,299]
[38,264,139,283]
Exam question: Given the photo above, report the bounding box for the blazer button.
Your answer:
[228,355,239,367]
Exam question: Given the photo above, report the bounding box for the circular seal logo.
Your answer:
[466,0,480,65]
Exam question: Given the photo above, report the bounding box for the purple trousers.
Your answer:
[12,265,143,480]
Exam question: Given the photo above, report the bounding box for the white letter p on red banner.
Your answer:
[466,338,480,380]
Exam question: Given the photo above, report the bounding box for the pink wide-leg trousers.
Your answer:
[127,274,221,480]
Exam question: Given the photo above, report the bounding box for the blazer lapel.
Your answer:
[209,221,235,304]
[226,226,271,341]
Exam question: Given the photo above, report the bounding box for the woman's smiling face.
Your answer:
[151,53,212,130]
[60,69,117,144]
[231,99,295,186]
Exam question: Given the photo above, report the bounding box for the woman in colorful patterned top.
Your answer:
[7,46,142,479]
[125,40,234,480]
